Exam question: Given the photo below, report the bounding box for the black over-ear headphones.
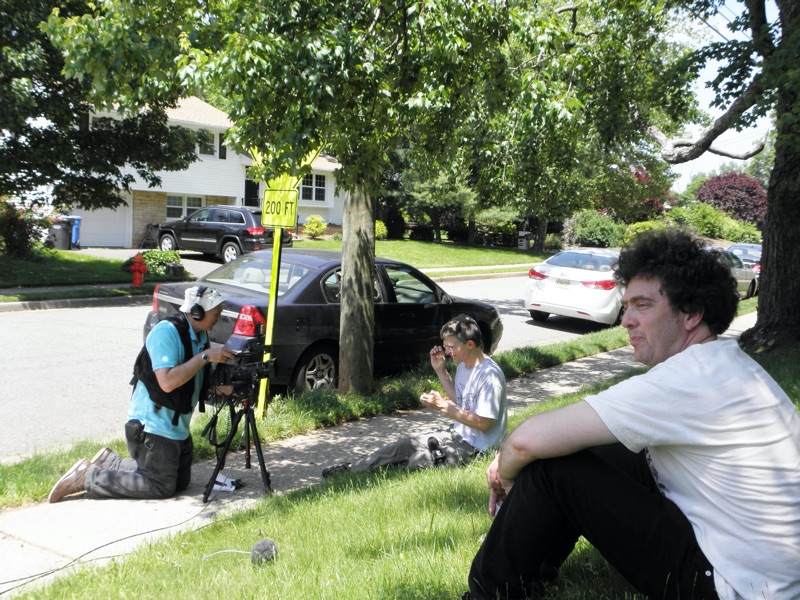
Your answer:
[190,285,209,321]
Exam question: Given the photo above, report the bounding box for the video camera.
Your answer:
[210,335,276,391]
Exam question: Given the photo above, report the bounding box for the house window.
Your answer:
[198,129,215,156]
[300,174,326,202]
[218,133,227,160]
[166,195,203,219]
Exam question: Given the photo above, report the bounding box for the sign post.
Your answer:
[256,180,299,417]
[249,148,321,417]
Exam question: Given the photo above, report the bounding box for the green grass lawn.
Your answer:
[10,339,797,600]
[0,241,784,599]
[0,240,541,301]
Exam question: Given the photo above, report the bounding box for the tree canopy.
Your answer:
[47,0,514,392]
[0,0,197,211]
[41,0,800,361]
[651,0,800,349]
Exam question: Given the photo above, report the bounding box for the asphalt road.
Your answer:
[0,255,607,463]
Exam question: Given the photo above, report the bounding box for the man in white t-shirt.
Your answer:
[322,314,507,477]
[465,230,800,600]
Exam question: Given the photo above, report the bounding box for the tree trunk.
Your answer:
[531,217,547,252]
[740,84,800,352]
[339,187,376,393]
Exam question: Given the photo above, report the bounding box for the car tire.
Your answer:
[292,344,338,392]
[746,279,757,299]
[530,310,549,322]
[221,241,241,263]
[159,234,177,252]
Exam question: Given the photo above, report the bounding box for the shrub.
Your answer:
[409,224,435,241]
[543,233,563,250]
[302,214,327,239]
[666,203,727,239]
[445,225,470,244]
[382,204,407,239]
[375,220,388,240]
[122,250,182,276]
[722,219,761,243]
[0,200,51,258]
[623,220,665,245]
[696,172,766,227]
[569,210,625,248]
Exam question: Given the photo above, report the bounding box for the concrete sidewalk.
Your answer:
[0,313,757,597]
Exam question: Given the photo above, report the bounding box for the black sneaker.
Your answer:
[322,463,351,478]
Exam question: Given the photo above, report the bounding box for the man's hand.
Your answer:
[487,453,514,517]
[205,346,236,364]
[429,345,447,372]
[420,390,452,412]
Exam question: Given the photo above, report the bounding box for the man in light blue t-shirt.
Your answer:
[49,286,235,503]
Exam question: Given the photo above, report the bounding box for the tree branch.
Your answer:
[555,5,598,38]
[744,0,775,59]
[646,75,767,163]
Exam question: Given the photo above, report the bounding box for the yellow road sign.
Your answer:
[261,188,298,228]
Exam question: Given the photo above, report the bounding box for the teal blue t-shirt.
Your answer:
[127,314,207,441]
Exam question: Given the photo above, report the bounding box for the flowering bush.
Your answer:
[0,199,52,258]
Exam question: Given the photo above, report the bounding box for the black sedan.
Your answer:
[143,249,504,392]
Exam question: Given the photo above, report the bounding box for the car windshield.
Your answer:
[547,251,616,272]
[730,245,762,259]
[204,256,310,296]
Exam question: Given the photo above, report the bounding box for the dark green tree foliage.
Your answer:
[0,0,197,210]
[45,1,513,393]
[696,172,767,227]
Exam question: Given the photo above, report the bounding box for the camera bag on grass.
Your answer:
[130,314,210,426]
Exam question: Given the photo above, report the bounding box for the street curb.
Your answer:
[0,295,151,313]
[0,272,527,312]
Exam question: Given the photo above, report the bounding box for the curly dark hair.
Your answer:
[614,229,739,334]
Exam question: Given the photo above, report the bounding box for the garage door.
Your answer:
[71,204,131,247]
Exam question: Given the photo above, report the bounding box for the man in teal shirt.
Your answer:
[49,286,235,502]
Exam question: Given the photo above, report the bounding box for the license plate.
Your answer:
[556,278,571,286]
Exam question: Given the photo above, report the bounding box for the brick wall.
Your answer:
[131,190,167,247]
[206,195,235,206]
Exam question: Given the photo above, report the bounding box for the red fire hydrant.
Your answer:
[129,252,147,287]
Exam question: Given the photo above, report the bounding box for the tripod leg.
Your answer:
[202,407,245,503]
[246,408,273,493]
[244,406,252,470]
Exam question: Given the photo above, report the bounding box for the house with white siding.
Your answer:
[72,96,344,248]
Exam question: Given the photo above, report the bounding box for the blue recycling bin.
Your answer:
[66,216,82,249]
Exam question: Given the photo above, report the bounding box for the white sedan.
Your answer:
[523,248,623,325]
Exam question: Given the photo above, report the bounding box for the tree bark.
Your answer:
[740,93,800,351]
[339,187,376,393]
[531,217,548,252]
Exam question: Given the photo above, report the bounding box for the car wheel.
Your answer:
[222,242,241,263]
[292,344,338,392]
[159,234,177,252]
[530,310,549,322]
[746,279,757,299]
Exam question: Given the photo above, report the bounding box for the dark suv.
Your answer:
[158,205,293,263]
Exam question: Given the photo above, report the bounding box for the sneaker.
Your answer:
[90,447,113,469]
[322,463,351,479]
[48,459,91,503]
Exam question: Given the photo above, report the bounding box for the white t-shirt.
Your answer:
[452,356,507,451]
[585,339,800,599]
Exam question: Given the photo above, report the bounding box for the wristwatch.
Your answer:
[201,352,209,363]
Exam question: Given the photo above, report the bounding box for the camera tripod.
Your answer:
[202,385,273,503]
